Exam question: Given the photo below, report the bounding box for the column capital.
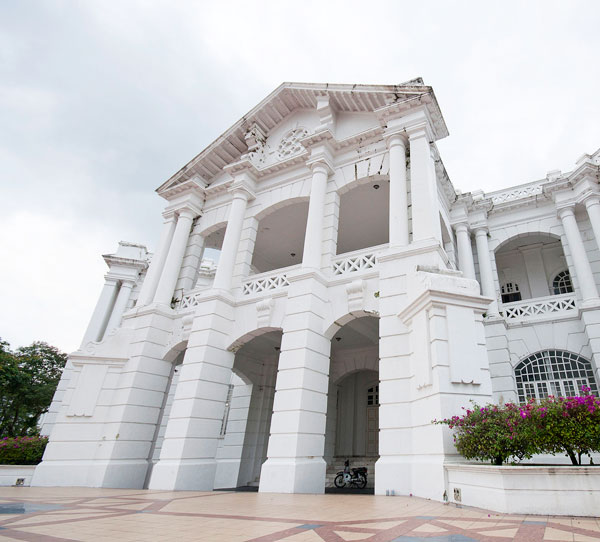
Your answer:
[473,224,489,236]
[385,132,408,149]
[583,193,600,209]
[228,180,256,201]
[452,222,470,235]
[557,203,576,219]
[161,209,178,222]
[405,122,435,142]
[306,156,334,176]
[177,207,197,221]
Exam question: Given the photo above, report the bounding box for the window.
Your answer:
[515,350,598,404]
[501,282,522,303]
[367,384,379,406]
[552,270,574,295]
[219,384,234,437]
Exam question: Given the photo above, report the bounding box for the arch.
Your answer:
[253,195,310,223]
[492,230,561,255]
[162,340,188,363]
[227,326,283,353]
[331,354,379,385]
[514,349,598,404]
[335,173,388,196]
[324,310,379,340]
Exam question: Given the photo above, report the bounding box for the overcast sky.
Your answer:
[1,0,599,353]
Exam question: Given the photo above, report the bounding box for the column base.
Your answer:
[148,459,217,491]
[32,460,148,489]
[259,458,326,494]
[374,456,446,501]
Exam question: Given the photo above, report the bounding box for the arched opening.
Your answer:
[336,179,389,255]
[215,329,282,489]
[495,233,567,303]
[515,350,598,403]
[325,315,379,488]
[251,200,309,273]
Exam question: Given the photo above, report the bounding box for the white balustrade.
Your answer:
[490,183,542,205]
[242,269,291,296]
[332,245,386,276]
[500,293,577,321]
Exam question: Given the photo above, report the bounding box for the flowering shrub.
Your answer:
[434,386,600,465]
[0,436,48,465]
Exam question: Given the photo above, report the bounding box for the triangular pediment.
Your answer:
[157,79,448,197]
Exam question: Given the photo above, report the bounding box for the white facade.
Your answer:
[33,80,600,501]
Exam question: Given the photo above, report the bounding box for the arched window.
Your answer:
[501,282,522,303]
[515,350,598,403]
[552,270,574,295]
[367,384,379,406]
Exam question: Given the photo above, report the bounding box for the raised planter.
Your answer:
[0,465,36,487]
[445,463,600,517]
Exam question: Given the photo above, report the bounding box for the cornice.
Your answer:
[157,175,207,202]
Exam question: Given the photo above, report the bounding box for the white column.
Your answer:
[387,134,409,247]
[584,196,600,252]
[454,223,476,280]
[302,163,329,269]
[104,280,135,334]
[558,206,599,302]
[408,127,441,243]
[154,209,196,305]
[474,227,498,314]
[137,214,177,306]
[81,278,119,345]
[175,222,206,293]
[213,190,250,291]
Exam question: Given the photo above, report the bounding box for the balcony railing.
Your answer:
[500,293,577,321]
[242,265,299,296]
[332,244,387,276]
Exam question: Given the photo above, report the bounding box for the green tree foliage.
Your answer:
[0,339,67,437]
[434,387,600,465]
[0,436,48,465]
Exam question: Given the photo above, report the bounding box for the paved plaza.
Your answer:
[0,488,598,541]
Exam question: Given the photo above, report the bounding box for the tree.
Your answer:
[0,339,67,437]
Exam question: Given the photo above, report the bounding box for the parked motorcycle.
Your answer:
[334,459,367,489]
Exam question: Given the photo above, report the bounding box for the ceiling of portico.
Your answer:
[496,233,561,254]
[331,316,379,354]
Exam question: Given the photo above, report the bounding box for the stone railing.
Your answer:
[332,244,386,276]
[242,266,298,296]
[500,293,577,321]
[179,290,205,309]
[489,183,543,205]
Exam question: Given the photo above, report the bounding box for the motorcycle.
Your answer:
[334,459,368,489]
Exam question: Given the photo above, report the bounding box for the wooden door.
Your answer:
[366,405,379,456]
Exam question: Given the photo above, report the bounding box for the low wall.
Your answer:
[0,465,36,487]
[445,463,600,517]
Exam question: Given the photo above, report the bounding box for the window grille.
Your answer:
[552,270,574,295]
[367,384,379,406]
[220,384,234,437]
[514,350,598,404]
[501,282,522,303]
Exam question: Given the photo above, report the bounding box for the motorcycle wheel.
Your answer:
[356,473,367,489]
[334,474,346,488]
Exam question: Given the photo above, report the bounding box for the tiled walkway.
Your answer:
[0,488,598,541]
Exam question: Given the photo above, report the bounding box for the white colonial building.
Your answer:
[33,80,600,504]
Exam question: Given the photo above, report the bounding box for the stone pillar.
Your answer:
[584,196,600,252]
[519,245,549,298]
[154,209,196,305]
[81,278,119,345]
[175,221,206,293]
[387,134,409,247]
[454,223,476,280]
[213,189,251,290]
[474,227,498,314]
[302,162,330,269]
[408,127,441,243]
[104,280,135,334]
[558,205,599,303]
[137,214,177,306]
[259,272,331,493]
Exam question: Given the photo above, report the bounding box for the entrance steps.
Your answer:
[325,456,378,488]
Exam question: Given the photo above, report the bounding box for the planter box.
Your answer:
[0,465,36,487]
[445,463,600,517]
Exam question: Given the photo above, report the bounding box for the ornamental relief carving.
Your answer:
[277,127,308,160]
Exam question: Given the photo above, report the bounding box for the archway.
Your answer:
[325,315,379,488]
[214,329,282,489]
